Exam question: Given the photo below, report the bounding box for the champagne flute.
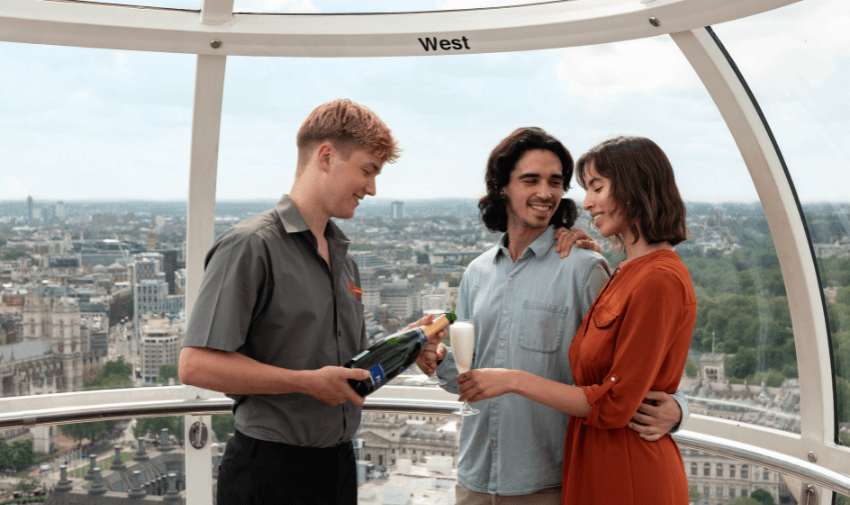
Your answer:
[451,320,479,416]
[421,294,447,385]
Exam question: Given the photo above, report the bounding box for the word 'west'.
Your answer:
[417,36,471,51]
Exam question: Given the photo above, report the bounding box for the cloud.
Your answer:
[712,1,850,96]
[112,52,130,79]
[554,37,701,113]
[1,178,29,200]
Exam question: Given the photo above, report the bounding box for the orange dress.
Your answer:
[562,250,696,505]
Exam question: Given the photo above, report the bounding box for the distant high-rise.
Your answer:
[714,206,724,227]
[27,195,33,225]
[391,201,404,220]
[147,229,157,251]
[54,201,66,220]
[156,249,179,295]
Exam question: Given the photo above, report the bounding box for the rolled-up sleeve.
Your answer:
[183,231,268,352]
[582,273,687,430]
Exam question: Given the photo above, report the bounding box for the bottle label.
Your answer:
[368,364,387,388]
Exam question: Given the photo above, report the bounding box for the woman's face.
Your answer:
[582,161,627,239]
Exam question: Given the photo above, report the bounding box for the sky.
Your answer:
[0,0,848,205]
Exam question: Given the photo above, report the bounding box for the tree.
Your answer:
[14,477,39,496]
[85,357,134,390]
[211,414,235,442]
[749,370,786,388]
[684,359,699,378]
[135,416,184,442]
[751,488,776,505]
[728,498,761,505]
[727,347,758,379]
[157,364,180,385]
[2,250,30,261]
[99,357,133,379]
[9,439,35,470]
[688,484,701,501]
[59,421,112,449]
[0,437,11,470]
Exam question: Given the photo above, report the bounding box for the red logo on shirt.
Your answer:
[347,281,362,300]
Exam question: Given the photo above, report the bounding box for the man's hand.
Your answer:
[407,312,448,377]
[416,342,446,377]
[627,390,682,441]
[457,369,516,403]
[308,366,371,407]
[554,227,602,258]
[406,313,449,343]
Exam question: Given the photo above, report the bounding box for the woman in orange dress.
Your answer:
[457,135,695,504]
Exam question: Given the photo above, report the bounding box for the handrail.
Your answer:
[673,431,850,497]
[2,389,848,497]
[0,386,460,429]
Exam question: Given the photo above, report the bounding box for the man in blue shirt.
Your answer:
[417,127,689,504]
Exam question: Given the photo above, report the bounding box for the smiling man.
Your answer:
[419,127,690,504]
[179,99,400,505]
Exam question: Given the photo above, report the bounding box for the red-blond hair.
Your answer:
[296,99,400,172]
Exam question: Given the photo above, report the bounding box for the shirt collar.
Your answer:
[274,194,350,244]
[495,225,557,262]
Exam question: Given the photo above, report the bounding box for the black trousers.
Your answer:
[217,430,357,505]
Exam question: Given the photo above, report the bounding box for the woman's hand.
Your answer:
[554,227,602,258]
[457,369,517,403]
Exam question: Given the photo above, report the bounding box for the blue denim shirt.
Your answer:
[437,226,690,496]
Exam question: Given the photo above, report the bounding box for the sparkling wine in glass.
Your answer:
[451,320,479,416]
[422,294,446,318]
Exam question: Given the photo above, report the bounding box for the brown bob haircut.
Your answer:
[296,99,400,172]
[479,127,578,233]
[576,135,689,249]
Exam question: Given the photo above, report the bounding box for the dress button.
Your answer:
[508,277,513,282]
[503,310,508,315]
[492,442,497,448]
[500,343,505,348]
[610,377,616,382]
[492,410,497,415]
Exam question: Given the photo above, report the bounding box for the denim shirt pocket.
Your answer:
[518,300,569,353]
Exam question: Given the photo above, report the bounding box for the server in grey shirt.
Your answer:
[179,99,401,505]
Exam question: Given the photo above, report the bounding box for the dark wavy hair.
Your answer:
[576,135,689,250]
[478,127,577,233]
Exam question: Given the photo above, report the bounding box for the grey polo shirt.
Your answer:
[183,194,367,448]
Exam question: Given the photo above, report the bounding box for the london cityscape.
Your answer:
[0,196,849,505]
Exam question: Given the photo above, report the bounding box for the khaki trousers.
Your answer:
[455,482,561,505]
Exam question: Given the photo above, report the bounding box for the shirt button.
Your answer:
[508,277,513,282]
[503,310,508,315]
[492,410,497,415]
[492,442,497,448]
[610,377,616,382]
[500,343,505,348]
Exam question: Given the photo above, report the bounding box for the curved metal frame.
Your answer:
[1,0,846,502]
[1,0,797,56]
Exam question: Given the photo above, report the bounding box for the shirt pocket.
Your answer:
[518,301,569,353]
[583,304,619,362]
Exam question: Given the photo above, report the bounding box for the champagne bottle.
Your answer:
[345,312,456,396]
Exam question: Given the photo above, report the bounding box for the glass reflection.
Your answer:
[713,0,850,443]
